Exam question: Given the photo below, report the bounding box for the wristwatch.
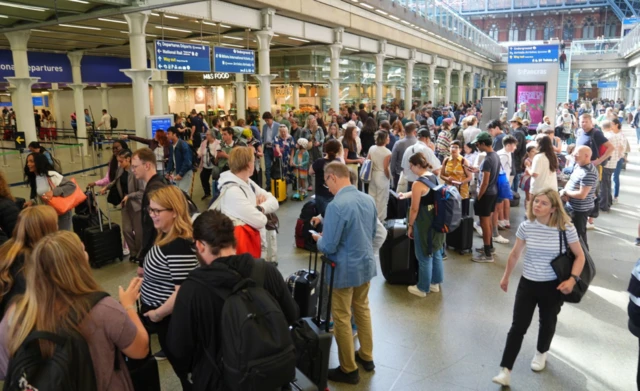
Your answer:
[571,274,581,283]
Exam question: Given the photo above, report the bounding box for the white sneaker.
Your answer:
[430,284,440,293]
[501,220,511,228]
[492,367,511,386]
[613,198,619,204]
[493,235,510,244]
[408,285,427,297]
[531,351,547,372]
[123,247,130,256]
[474,222,483,237]
[586,222,595,230]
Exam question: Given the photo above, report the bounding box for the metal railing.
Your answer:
[619,24,640,57]
[571,38,621,56]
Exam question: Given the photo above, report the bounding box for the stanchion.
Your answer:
[50,137,56,158]
[80,145,88,177]
[98,141,104,178]
[1,152,9,168]
[89,142,97,176]
[19,151,27,187]
[69,143,75,163]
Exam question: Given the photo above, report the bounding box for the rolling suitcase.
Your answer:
[386,189,409,220]
[271,178,287,203]
[72,213,100,242]
[446,216,474,254]
[287,251,320,318]
[291,256,335,391]
[84,204,123,268]
[379,219,418,285]
[290,368,318,391]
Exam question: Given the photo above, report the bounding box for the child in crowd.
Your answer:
[292,138,310,197]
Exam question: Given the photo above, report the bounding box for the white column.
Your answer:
[161,78,169,114]
[233,73,246,120]
[67,51,89,155]
[476,75,482,101]
[292,84,300,109]
[97,83,111,114]
[405,50,416,111]
[629,70,636,105]
[254,29,275,126]
[375,52,385,109]
[444,67,453,105]
[48,82,62,131]
[635,67,640,108]
[328,44,343,111]
[457,70,466,105]
[4,30,39,145]
[123,12,152,138]
[429,63,437,105]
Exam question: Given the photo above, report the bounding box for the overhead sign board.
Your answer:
[597,81,618,88]
[155,40,211,72]
[508,45,559,64]
[213,47,255,74]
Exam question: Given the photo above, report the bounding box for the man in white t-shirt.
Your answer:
[97,109,111,131]
[398,128,441,192]
[496,135,518,232]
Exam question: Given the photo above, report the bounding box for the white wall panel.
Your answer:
[273,15,304,37]
[304,23,333,44]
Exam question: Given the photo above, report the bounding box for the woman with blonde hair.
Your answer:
[0,231,149,391]
[0,205,58,317]
[140,185,197,390]
[493,189,585,386]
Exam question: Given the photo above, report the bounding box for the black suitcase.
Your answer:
[84,205,123,268]
[379,219,418,285]
[289,368,318,391]
[72,213,100,242]
[291,256,335,391]
[287,251,320,318]
[386,189,409,220]
[446,216,474,254]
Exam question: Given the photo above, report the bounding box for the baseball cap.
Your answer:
[417,128,431,138]
[471,131,492,145]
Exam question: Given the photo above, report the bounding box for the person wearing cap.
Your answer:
[468,131,501,262]
[515,103,531,123]
[400,126,442,191]
[292,138,310,197]
[261,112,280,192]
[556,109,577,141]
[435,106,454,127]
[197,129,221,200]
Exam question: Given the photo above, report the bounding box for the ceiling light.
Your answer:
[31,29,48,32]
[0,15,7,18]
[98,18,127,24]
[273,34,280,37]
[224,36,243,40]
[190,39,209,43]
[69,0,89,3]
[164,15,179,20]
[59,24,102,31]
[375,9,388,15]
[351,0,359,2]
[155,26,192,33]
[221,43,243,48]
[0,1,47,11]
[361,3,374,9]
[289,37,310,42]
[220,24,231,28]
[202,21,216,26]
[389,15,400,20]
[150,13,159,16]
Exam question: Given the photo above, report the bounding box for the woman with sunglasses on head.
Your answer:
[140,185,198,390]
[492,189,585,387]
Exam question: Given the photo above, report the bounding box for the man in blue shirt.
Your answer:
[166,127,194,193]
[435,106,454,127]
[261,112,280,192]
[312,162,377,385]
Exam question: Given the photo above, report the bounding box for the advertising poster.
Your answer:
[515,83,546,127]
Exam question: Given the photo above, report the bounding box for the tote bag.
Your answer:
[550,230,596,303]
[360,159,373,183]
[45,177,87,215]
[496,171,513,200]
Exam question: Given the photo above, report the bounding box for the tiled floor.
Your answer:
[4,128,639,390]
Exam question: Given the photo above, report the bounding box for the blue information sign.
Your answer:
[597,81,618,88]
[213,47,255,74]
[155,40,211,72]
[508,45,559,64]
[32,96,43,106]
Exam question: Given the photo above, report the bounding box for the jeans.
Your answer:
[600,167,613,211]
[331,282,374,373]
[175,170,193,195]
[413,224,444,293]
[264,147,274,191]
[500,277,563,370]
[511,172,522,194]
[200,167,212,196]
[570,209,590,250]
[613,158,624,198]
[58,210,72,231]
[636,127,640,144]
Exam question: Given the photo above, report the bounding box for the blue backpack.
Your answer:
[416,176,462,234]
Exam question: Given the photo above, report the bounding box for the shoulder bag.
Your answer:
[550,230,597,303]
[45,177,87,216]
[360,158,373,183]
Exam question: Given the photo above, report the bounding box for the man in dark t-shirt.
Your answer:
[575,113,613,166]
[470,131,500,263]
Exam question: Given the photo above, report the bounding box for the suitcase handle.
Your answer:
[308,250,318,274]
[93,192,113,232]
[316,255,336,332]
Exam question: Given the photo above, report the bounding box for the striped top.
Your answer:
[516,220,579,282]
[566,163,598,212]
[141,237,198,308]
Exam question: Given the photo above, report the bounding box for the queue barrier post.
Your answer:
[90,141,97,176]
[19,151,27,187]
[1,150,8,168]
[80,143,88,177]
[69,142,75,163]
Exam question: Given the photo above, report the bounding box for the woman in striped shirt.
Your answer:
[140,185,198,390]
[492,188,585,387]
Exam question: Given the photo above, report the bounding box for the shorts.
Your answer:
[475,193,498,217]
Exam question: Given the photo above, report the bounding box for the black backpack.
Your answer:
[110,116,118,130]
[192,259,296,391]
[3,292,109,391]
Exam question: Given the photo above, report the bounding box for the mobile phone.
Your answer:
[308,230,319,236]
[389,190,399,199]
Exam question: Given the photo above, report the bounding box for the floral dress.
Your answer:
[274,134,296,183]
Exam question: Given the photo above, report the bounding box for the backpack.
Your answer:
[180,189,199,217]
[110,116,118,130]
[376,110,389,125]
[416,176,462,234]
[296,200,319,251]
[192,259,296,391]
[3,292,109,391]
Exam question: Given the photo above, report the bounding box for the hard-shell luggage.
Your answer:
[446,215,474,254]
[386,189,409,220]
[72,213,100,242]
[84,205,123,268]
[291,256,335,391]
[272,178,287,203]
[510,192,521,207]
[289,368,318,391]
[287,251,320,319]
[379,219,418,285]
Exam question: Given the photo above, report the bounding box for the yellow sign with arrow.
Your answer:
[14,132,26,150]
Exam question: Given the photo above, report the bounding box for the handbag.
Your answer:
[496,171,513,200]
[550,230,597,303]
[266,213,279,232]
[360,159,373,183]
[45,177,87,215]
